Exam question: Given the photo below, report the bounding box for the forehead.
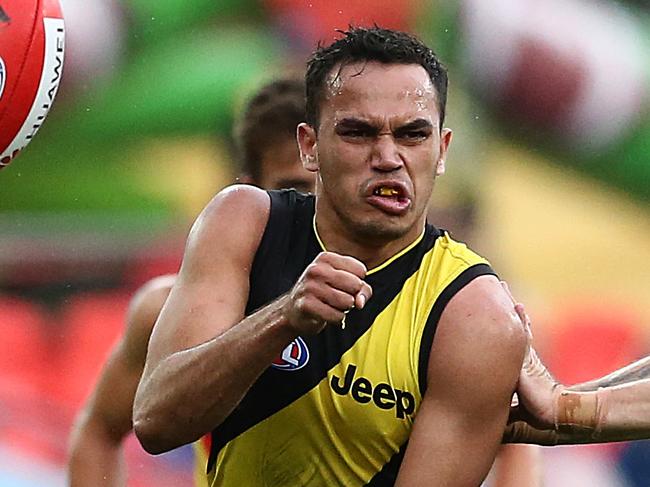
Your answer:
[322,61,439,125]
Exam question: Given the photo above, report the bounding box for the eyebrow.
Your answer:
[334,118,379,131]
[395,119,434,131]
[334,117,434,132]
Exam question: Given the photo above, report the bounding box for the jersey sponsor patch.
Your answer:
[272,337,310,371]
[331,363,416,419]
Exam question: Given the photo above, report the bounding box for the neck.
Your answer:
[314,198,425,271]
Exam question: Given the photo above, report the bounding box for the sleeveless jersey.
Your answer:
[205,190,495,486]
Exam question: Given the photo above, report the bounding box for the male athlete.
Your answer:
[134,27,528,486]
[67,77,314,486]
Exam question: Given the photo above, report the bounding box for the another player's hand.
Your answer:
[285,252,373,335]
[500,282,563,430]
[503,419,560,445]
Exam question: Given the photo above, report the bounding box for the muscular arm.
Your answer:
[133,185,372,454]
[67,275,175,486]
[395,276,528,486]
[133,186,273,454]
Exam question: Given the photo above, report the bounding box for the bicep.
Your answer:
[144,186,269,369]
[397,276,527,486]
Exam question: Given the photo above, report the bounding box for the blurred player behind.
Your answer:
[66,76,314,487]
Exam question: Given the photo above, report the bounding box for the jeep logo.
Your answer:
[330,364,415,419]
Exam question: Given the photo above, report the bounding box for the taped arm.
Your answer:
[508,346,650,445]
[395,275,527,486]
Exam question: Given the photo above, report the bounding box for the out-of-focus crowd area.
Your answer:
[0,0,649,485]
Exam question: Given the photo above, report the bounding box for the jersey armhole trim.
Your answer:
[247,190,285,285]
[417,263,497,394]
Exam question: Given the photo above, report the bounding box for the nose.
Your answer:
[370,133,403,172]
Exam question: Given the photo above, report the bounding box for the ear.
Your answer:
[297,122,319,172]
[435,128,453,176]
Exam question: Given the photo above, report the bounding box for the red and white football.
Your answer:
[0,0,65,168]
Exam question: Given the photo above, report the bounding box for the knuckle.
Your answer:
[293,295,308,313]
[327,310,345,322]
[316,251,333,263]
[304,262,325,280]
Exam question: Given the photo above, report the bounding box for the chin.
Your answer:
[354,217,413,242]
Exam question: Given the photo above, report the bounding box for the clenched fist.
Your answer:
[284,252,373,335]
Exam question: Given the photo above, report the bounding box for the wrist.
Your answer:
[554,387,611,440]
[274,294,301,338]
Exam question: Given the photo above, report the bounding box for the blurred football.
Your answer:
[0,0,65,168]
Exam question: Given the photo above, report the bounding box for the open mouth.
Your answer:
[373,186,401,197]
[367,183,412,215]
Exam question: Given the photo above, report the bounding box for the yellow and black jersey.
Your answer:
[206,190,495,486]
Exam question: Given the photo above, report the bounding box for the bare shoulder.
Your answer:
[429,274,527,390]
[141,185,271,363]
[188,184,270,243]
[181,184,271,280]
[441,275,526,347]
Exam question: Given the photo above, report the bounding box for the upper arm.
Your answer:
[71,275,176,442]
[143,185,270,372]
[396,275,527,486]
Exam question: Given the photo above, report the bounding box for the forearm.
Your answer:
[561,380,650,442]
[506,380,650,445]
[68,417,126,487]
[133,295,296,454]
[569,356,650,391]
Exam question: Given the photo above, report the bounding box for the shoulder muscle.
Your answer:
[431,274,527,398]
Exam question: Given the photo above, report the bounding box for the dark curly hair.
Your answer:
[233,77,306,182]
[305,26,448,130]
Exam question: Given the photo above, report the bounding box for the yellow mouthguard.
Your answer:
[379,187,399,197]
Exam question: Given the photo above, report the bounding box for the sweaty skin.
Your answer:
[134,62,527,487]
[67,133,315,486]
[70,61,534,485]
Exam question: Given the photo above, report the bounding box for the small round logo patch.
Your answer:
[272,337,310,371]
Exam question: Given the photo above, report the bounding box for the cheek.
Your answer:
[320,145,361,178]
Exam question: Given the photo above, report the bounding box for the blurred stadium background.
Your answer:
[0,0,649,485]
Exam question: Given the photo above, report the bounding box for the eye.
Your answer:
[400,130,429,140]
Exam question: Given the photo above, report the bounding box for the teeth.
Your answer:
[378,187,399,197]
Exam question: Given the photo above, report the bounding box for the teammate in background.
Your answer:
[67,77,314,487]
[134,27,528,486]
